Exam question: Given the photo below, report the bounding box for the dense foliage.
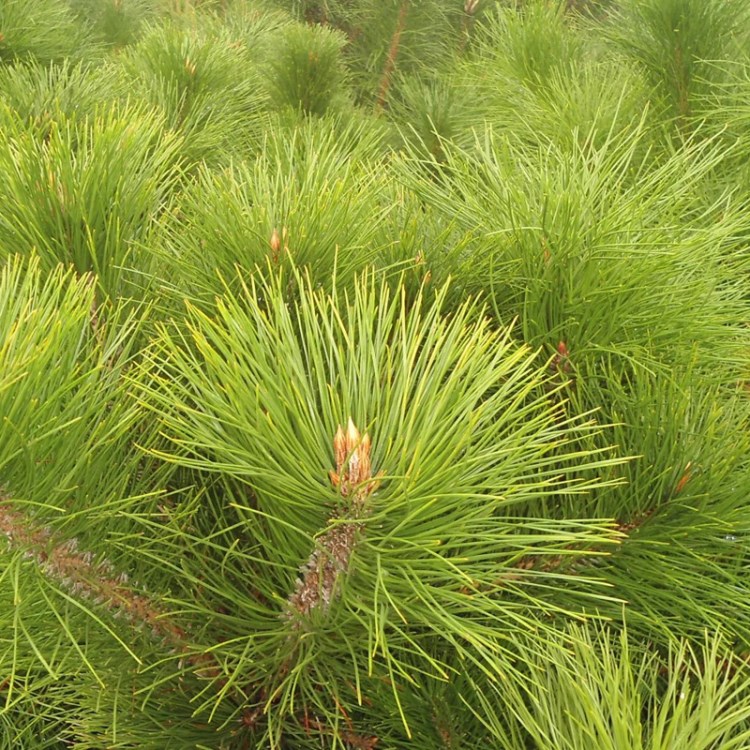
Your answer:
[2,0,750,747]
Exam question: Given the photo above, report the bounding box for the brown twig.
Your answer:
[0,496,220,678]
[458,521,628,598]
[375,2,409,112]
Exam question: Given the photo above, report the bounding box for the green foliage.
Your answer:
[442,1,649,152]
[397,85,750,645]
[400,126,749,377]
[484,624,750,749]
[118,20,269,164]
[606,0,750,126]
[155,117,390,304]
[70,0,166,48]
[0,256,161,527]
[0,60,120,132]
[0,0,88,64]
[483,1,584,89]
[0,103,183,300]
[295,0,477,108]
[264,22,351,116]
[390,74,470,160]
[141,267,623,744]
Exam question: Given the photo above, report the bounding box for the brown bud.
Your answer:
[333,424,346,476]
[359,433,371,482]
[551,341,571,373]
[675,462,692,494]
[270,228,281,261]
[346,418,361,483]
[346,418,360,453]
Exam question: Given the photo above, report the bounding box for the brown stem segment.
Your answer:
[375,2,409,112]
[0,495,220,677]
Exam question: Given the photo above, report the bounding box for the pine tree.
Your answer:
[2,0,750,747]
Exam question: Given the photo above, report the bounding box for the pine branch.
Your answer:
[287,418,379,621]
[0,494,223,680]
[0,498,174,641]
[462,466,693,597]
